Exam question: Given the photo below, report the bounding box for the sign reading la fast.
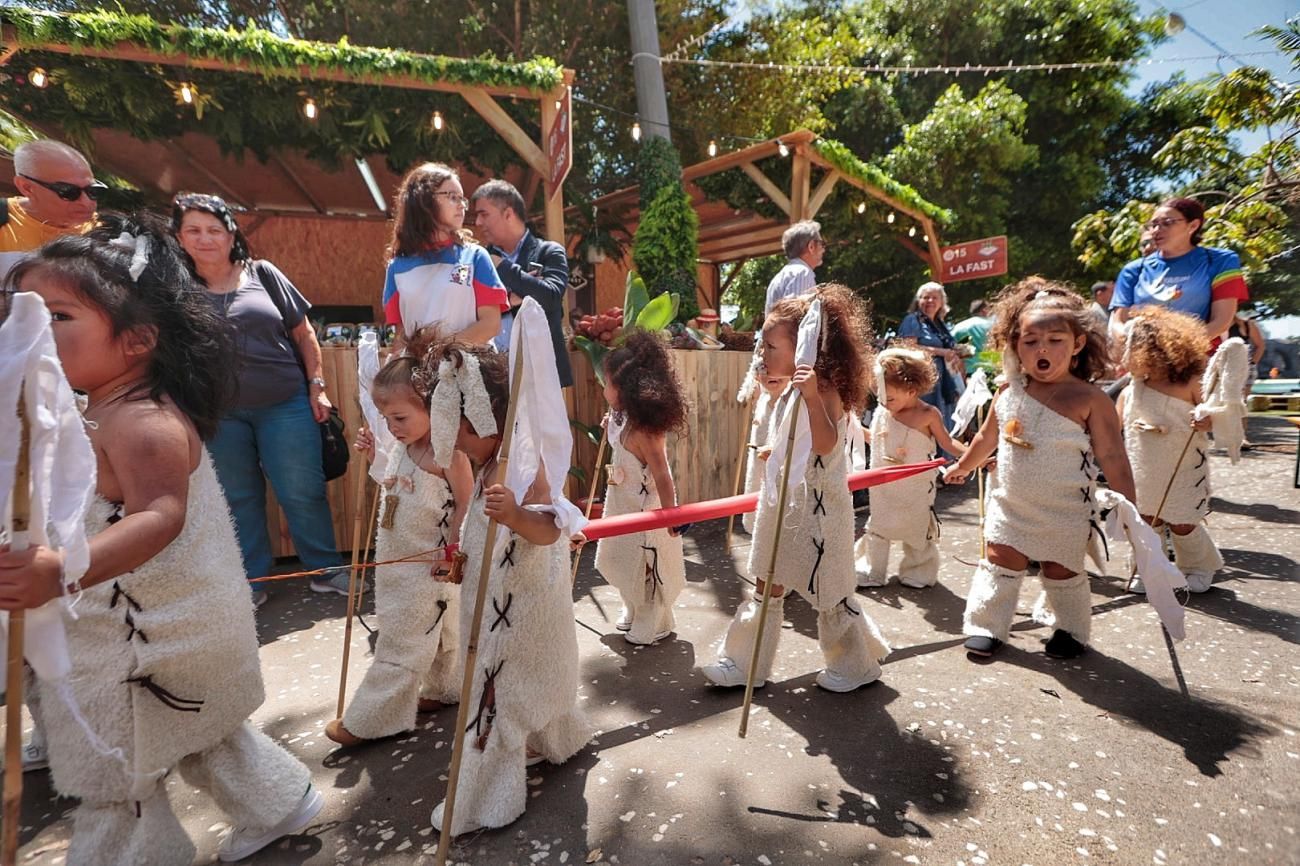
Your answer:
[939,236,1008,283]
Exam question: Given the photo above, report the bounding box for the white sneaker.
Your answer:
[897,576,934,589]
[700,657,761,688]
[20,740,48,773]
[218,785,324,862]
[856,572,888,588]
[625,629,672,646]
[614,609,632,632]
[310,570,362,595]
[1129,576,1147,595]
[815,668,880,693]
[1184,571,1214,593]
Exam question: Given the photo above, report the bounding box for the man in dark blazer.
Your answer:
[470,179,573,387]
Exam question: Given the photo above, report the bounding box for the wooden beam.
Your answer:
[0,43,19,66]
[803,149,935,226]
[461,89,548,176]
[164,141,251,209]
[919,215,943,276]
[522,169,541,211]
[539,89,565,245]
[698,216,784,244]
[699,223,789,258]
[269,152,326,215]
[807,170,839,219]
[894,235,933,267]
[0,27,560,101]
[738,162,791,216]
[790,148,810,221]
[680,129,818,183]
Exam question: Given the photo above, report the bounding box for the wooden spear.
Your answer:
[724,395,757,554]
[569,425,608,585]
[2,393,31,866]
[335,454,372,718]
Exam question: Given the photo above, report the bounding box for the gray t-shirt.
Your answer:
[205,260,310,409]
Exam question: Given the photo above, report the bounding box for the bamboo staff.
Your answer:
[353,483,382,633]
[435,345,527,864]
[1125,429,1196,593]
[335,457,372,718]
[975,403,987,560]
[738,393,801,739]
[724,396,757,554]
[2,395,31,866]
[569,426,608,585]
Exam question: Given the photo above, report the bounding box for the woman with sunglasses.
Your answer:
[171,193,345,606]
[0,139,103,279]
[1111,196,1249,347]
[382,162,509,354]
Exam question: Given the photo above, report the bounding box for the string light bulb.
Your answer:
[707,138,718,158]
[856,202,866,214]
[887,211,896,224]
[777,139,789,158]
[180,82,194,104]
[432,110,444,131]
[908,225,917,237]
[302,97,319,121]
[923,233,929,243]
[631,118,642,142]
[28,67,48,89]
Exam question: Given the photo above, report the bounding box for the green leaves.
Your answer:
[623,272,650,325]
[634,291,680,332]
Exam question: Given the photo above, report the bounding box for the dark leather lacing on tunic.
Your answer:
[467,660,505,750]
[640,545,664,600]
[808,538,825,596]
[499,539,517,569]
[425,599,448,635]
[124,675,204,713]
[490,592,514,632]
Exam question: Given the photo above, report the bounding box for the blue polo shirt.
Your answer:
[1112,247,1249,322]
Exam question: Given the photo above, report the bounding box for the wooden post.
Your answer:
[435,345,527,863]
[738,394,801,739]
[789,149,811,222]
[2,395,31,866]
[335,463,371,719]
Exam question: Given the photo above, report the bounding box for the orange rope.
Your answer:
[247,546,449,584]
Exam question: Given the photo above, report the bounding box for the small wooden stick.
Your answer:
[335,458,371,718]
[738,393,802,739]
[569,425,608,585]
[436,344,527,864]
[975,403,987,560]
[1125,429,1196,593]
[354,483,382,617]
[725,395,757,554]
[2,394,31,866]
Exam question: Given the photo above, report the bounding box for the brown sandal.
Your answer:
[417,698,446,714]
[324,719,367,747]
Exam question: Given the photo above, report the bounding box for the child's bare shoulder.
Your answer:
[97,396,195,451]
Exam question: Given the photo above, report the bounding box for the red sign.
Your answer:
[938,235,1008,283]
[546,88,573,196]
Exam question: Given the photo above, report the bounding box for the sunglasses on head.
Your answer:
[20,174,108,202]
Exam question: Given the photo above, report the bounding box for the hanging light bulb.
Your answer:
[908,225,917,237]
[887,211,896,224]
[180,82,195,104]
[28,67,48,89]
[923,234,929,243]
[856,202,866,215]
[302,97,319,121]
[777,139,789,158]
[631,118,642,142]
[707,138,718,158]
[432,110,444,131]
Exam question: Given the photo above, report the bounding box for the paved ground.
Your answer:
[15,417,1299,865]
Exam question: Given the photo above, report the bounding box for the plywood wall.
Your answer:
[240,214,390,314]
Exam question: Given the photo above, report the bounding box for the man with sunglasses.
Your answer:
[2,139,102,278]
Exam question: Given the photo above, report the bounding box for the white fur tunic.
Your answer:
[747,395,856,611]
[593,417,685,611]
[40,452,264,803]
[742,391,778,533]
[1123,380,1211,525]
[983,381,1100,575]
[866,408,939,549]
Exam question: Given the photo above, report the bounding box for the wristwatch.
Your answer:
[309,377,327,389]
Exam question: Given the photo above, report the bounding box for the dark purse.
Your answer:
[320,406,350,482]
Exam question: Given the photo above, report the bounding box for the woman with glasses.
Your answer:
[1111,197,1249,346]
[382,163,509,353]
[171,193,345,606]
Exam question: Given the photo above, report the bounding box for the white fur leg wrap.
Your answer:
[899,540,939,587]
[1036,572,1093,645]
[69,788,194,866]
[1171,524,1223,575]
[963,560,1024,642]
[855,532,891,582]
[817,599,890,681]
[721,594,785,682]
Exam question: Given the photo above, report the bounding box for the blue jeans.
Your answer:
[208,384,342,583]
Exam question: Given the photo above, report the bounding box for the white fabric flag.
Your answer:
[1194,337,1249,464]
[357,331,397,482]
[504,297,587,551]
[0,292,96,680]
[765,299,822,504]
[1096,488,1188,641]
[949,367,993,436]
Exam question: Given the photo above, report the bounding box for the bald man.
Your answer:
[1,139,102,277]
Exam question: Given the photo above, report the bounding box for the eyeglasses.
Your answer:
[19,174,108,202]
[433,191,469,207]
[1143,217,1186,231]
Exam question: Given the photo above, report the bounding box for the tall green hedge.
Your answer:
[631,137,699,320]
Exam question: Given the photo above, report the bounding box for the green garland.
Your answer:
[812,139,954,225]
[0,8,565,92]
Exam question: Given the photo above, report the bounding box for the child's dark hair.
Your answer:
[1124,306,1208,385]
[877,344,938,394]
[766,283,874,411]
[5,211,235,439]
[373,325,443,407]
[989,277,1109,383]
[604,330,689,436]
[424,337,511,430]
[387,162,473,258]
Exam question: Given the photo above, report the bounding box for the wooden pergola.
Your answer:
[0,16,575,241]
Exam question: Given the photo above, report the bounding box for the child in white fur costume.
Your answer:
[702,285,890,694]
[1117,307,1247,593]
[327,333,472,746]
[741,372,790,534]
[0,214,321,864]
[594,331,690,645]
[856,346,966,588]
[944,280,1136,661]
[422,335,590,836]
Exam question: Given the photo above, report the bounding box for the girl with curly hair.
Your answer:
[855,346,967,589]
[325,326,473,747]
[702,284,891,693]
[0,212,322,863]
[1116,306,1222,593]
[594,330,691,645]
[944,280,1135,661]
